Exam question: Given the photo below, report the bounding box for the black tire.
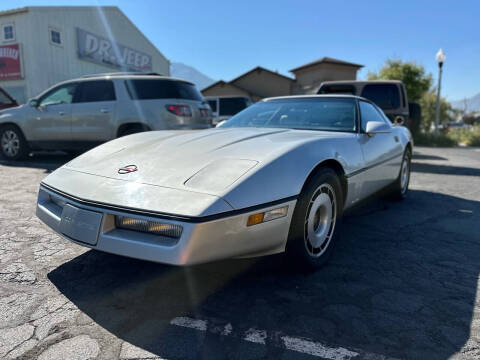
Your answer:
[118,125,147,137]
[286,168,343,270]
[390,148,411,201]
[0,124,29,161]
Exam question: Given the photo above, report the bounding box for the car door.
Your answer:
[28,83,77,143]
[358,100,403,197]
[71,80,116,143]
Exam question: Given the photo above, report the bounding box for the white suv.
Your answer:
[0,73,212,160]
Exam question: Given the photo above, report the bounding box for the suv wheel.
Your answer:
[0,125,29,160]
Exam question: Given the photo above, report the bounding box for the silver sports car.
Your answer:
[36,95,412,268]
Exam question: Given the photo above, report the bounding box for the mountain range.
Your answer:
[170,62,216,91]
[451,92,480,112]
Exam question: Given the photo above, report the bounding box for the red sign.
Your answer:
[0,44,22,80]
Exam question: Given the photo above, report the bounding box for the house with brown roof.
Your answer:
[202,66,294,102]
[201,57,363,101]
[290,57,363,94]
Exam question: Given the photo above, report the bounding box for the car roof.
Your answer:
[62,74,195,85]
[320,80,404,86]
[262,94,366,102]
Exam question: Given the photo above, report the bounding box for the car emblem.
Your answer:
[118,165,138,174]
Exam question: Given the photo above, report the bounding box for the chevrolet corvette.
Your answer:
[36,95,412,268]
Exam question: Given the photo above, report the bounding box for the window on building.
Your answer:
[74,81,116,103]
[50,29,61,45]
[3,24,14,41]
[219,97,250,116]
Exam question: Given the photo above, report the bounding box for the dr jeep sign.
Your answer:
[0,44,22,80]
[76,28,153,72]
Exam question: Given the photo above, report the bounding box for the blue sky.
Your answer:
[1,0,478,100]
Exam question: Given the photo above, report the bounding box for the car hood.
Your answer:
[45,128,350,199]
[0,104,27,117]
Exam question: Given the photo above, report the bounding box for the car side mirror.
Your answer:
[29,99,39,107]
[365,121,392,136]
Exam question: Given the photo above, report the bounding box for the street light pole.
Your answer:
[434,49,446,136]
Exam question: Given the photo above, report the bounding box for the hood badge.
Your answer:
[118,165,138,174]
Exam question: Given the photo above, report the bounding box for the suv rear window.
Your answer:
[219,98,249,116]
[74,80,116,103]
[361,84,400,110]
[125,79,203,101]
[318,84,356,95]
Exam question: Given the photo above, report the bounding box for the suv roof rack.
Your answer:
[81,72,164,78]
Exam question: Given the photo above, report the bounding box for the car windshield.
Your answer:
[218,98,357,132]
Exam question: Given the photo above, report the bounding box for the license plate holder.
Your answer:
[60,204,102,245]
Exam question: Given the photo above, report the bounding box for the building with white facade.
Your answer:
[0,6,170,103]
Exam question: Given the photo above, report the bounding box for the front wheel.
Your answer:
[286,168,343,270]
[0,125,29,161]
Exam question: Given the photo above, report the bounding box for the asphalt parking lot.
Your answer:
[0,146,479,360]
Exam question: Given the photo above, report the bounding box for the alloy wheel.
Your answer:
[304,183,337,257]
[1,130,20,158]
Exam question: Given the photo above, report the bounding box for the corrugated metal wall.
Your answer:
[0,6,170,102]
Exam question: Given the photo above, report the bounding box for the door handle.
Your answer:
[58,111,65,116]
[100,108,110,113]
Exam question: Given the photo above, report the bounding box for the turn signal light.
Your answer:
[247,206,288,227]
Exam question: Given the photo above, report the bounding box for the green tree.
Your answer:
[419,90,455,130]
[368,59,433,102]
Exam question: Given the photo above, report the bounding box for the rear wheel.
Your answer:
[286,168,343,269]
[390,148,411,200]
[0,125,29,160]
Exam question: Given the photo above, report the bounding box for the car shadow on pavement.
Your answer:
[412,162,480,176]
[0,152,74,173]
[413,153,447,161]
[48,190,480,359]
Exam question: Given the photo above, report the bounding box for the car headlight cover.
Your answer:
[115,216,183,238]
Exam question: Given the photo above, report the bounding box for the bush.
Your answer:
[413,132,457,147]
[414,127,480,147]
[447,127,480,146]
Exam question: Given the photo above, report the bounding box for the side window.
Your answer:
[0,90,13,105]
[208,100,217,113]
[361,84,400,110]
[74,81,116,103]
[39,83,77,107]
[318,84,356,95]
[359,101,389,132]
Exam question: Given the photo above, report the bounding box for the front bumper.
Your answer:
[36,185,296,265]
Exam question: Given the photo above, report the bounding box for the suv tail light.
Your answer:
[200,109,210,117]
[166,104,192,117]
